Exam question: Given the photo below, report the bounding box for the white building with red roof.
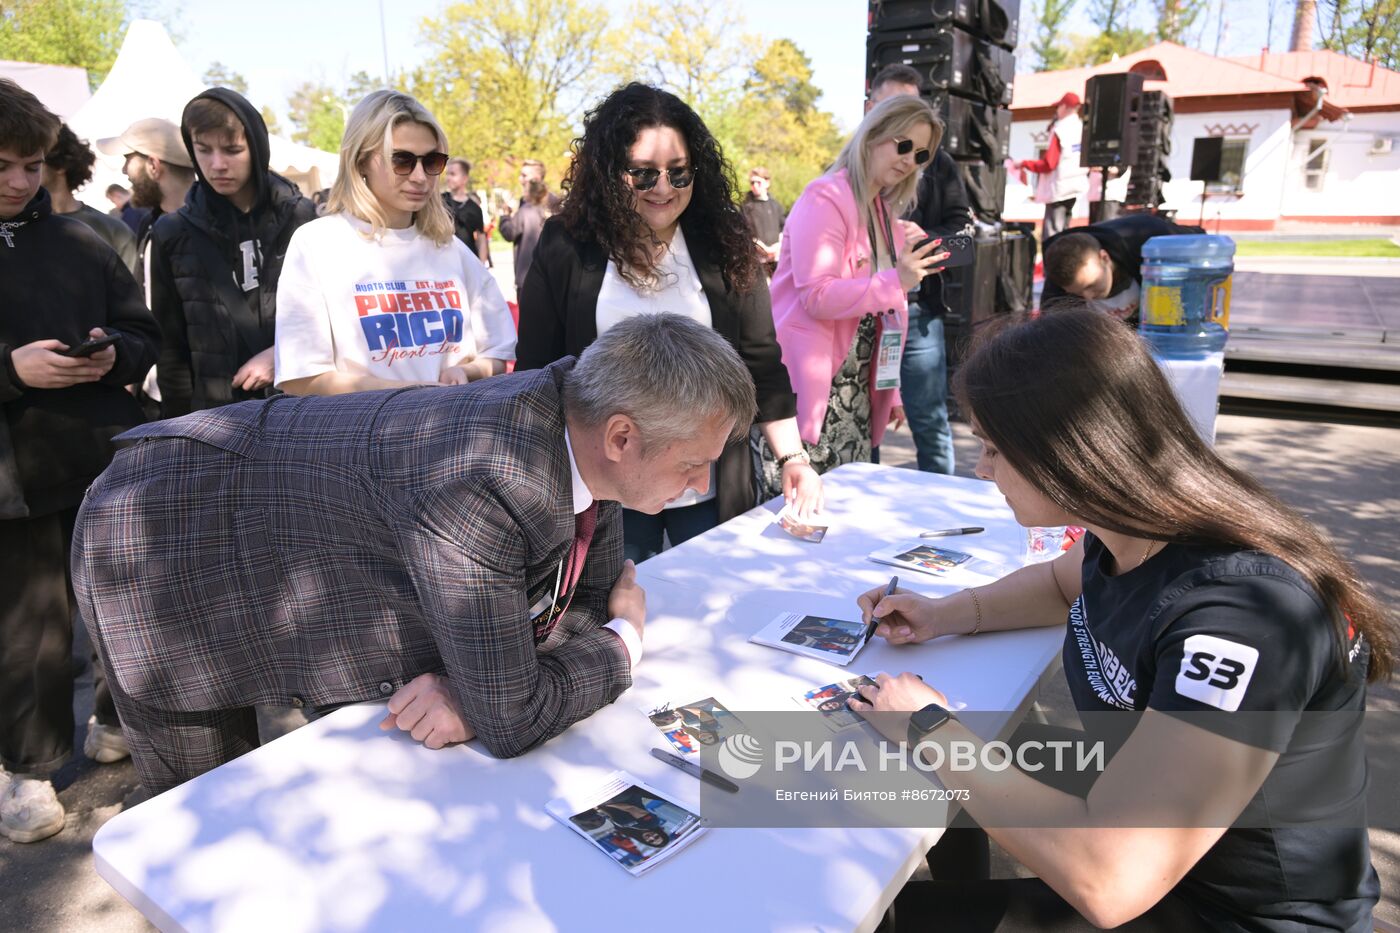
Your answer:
[1006,42,1400,230]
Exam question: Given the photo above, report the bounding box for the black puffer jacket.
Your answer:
[0,188,160,518]
[150,87,317,417]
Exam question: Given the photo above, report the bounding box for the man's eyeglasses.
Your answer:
[893,137,933,165]
[390,150,449,176]
[624,166,695,191]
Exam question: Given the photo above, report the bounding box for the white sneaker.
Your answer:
[83,716,130,763]
[0,775,66,843]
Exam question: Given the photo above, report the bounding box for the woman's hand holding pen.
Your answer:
[856,584,942,645]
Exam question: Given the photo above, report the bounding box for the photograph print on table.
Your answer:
[643,697,746,755]
[796,675,880,730]
[548,772,707,876]
[749,612,870,666]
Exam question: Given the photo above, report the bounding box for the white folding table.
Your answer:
[93,463,1066,932]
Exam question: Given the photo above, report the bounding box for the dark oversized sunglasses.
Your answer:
[390,150,449,176]
[624,166,695,191]
[893,137,933,165]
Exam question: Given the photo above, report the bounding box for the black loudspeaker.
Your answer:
[868,0,1020,50]
[959,159,1006,223]
[1190,137,1224,182]
[942,236,1000,329]
[866,27,974,98]
[1082,72,1144,169]
[997,222,1036,314]
[866,27,1014,106]
[927,93,1010,161]
[1126,90,1173,207]
[869,0,977,33]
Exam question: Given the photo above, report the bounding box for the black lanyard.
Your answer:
[865,198,896,273]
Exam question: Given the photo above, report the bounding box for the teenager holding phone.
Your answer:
[0,80,159,842]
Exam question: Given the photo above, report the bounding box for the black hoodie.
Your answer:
[149,87,318,417]
[0,187,160,518]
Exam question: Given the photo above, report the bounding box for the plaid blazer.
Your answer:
[72,359,630,759]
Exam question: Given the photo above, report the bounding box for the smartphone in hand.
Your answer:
[60,333,122,357]
[913,233,976,268]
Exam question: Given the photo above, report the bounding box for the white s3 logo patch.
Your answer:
[1175,634,1259,712]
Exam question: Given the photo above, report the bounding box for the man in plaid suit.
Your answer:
[73,314,758,793]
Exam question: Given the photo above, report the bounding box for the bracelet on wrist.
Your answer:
[776,450,810,469]
[966,588,983,636]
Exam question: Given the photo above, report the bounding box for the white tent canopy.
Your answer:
[66,19,338,208]
[0,60,91,119]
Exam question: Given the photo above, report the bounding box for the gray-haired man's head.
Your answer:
[564,314,757,513]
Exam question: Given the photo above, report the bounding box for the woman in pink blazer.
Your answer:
[757,94,947,495]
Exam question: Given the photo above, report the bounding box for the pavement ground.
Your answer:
[2,406,1396,932]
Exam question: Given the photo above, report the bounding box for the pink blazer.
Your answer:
[769,169,908,447]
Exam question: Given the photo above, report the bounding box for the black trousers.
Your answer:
[0,506,117,774]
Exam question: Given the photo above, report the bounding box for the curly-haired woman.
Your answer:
[515,83,819,563]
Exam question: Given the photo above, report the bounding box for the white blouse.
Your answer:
[595,227,716,508]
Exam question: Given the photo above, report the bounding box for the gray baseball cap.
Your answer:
[96,118,193,168]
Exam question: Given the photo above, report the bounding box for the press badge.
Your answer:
[874,313,903,390]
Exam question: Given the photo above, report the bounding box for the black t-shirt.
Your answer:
[741,195,785,247]
[442,193,484,251]
[1063,533,1378,931]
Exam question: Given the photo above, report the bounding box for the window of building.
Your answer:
[1203,138,1248,195]
[1303,138,1329,191]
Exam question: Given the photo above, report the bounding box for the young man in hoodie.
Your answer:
[0,79,160,843]
[149,88,318,417]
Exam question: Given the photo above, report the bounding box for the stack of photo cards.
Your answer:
[867,542,1007,581]
[642,697,745,755]
[772,504,829,544]
[796,675,879,731]
[750,612,870,666]
[547,772,707,876]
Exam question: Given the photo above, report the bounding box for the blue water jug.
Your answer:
[1140,235,1234,359]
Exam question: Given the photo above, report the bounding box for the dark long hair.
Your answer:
[559,83,758,292]
[955,309,1394,682]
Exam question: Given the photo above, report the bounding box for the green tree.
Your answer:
[722,38,843,207]
[412,0,614,188]
[1032,0,1078,70]
[1062,27,1156,65]
[1318,0,1400,70]
[609,1,760,110]
[1152,0,1208,41]
[202,61,248,94]
[0,0,126,88]
[286,81,345,152]
[260,105,283,137]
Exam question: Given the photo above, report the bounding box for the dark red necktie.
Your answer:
[534,501,598,645]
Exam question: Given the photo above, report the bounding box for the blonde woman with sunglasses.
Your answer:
[275,91,515,396]
[760,94,946,490]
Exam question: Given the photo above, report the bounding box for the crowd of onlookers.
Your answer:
[0,64,961,845]
[2,60,1391,932]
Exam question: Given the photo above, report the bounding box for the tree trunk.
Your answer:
[1290,0,1317,50]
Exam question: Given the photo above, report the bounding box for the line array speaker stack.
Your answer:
[1126,90,1174,207]
[867,0,1023,342]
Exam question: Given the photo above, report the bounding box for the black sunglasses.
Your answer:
[624,166,695,191]
[894,137,933,165]
[389,150,449,176]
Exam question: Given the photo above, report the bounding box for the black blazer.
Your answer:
[516,214,797,522]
